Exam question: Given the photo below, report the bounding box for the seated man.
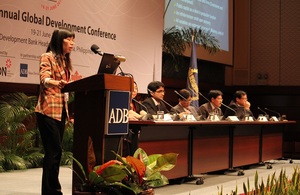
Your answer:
[171,89,200,121]
[223,90,254,120]
[198,90,224,120]
[142,81,169,115]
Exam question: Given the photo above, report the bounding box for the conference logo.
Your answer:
[41,0,63,11]
[20,63,28,77]
[105,90,130,135]
[0,58,13,77]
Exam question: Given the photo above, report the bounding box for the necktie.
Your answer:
[157,104,161,111]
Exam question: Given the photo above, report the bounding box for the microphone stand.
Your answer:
[264,107,281,121]
[174,90,189,101]
[132,98,153,120]
[198,92,224,121]
[174,90,197,121]
[257,107,269,121]
[148,89,180,121]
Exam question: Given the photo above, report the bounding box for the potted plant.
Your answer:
[70,148,178,195]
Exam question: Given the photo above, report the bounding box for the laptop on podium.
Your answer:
[97,53,120,75]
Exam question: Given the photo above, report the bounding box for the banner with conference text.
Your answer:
[0,0,164,93]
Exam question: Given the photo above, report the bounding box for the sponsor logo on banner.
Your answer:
[0,58,13,78]
[105,90,130,135]
[20,63,28,77]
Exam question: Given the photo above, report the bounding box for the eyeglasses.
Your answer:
[155,90,165,93]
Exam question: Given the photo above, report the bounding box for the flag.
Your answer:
[186,36,199,108]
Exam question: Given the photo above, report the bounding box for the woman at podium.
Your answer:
[35,27,75,195]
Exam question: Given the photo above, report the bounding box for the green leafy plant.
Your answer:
[219,167,300,195]
[162,26,220,71]
[71,148,178,195]
[0,92,44,171]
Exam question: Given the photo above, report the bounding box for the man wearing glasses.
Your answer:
[223,90,254,120]
[198,90,224,120]
[171,89,200,121]
[142,81,170,115]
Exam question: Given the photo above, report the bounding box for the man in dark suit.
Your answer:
[223,90,254,120]
[171,89,200,121]
[142,81,169,115]
[198,90,224,120]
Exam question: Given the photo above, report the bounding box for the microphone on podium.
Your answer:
[132,98,153,120]
[148,89,180,121]
[91,44,126,62]
[91,44,103,56]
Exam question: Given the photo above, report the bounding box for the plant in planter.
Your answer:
[71,148,178,195]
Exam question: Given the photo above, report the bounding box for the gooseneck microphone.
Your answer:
[174,90,189,101]
[221,102,238,116]
[264,107,281,120]
[198,92,236,114]
[91,44,103,56]
[91,44,126,62]
[132,98,149,113]
[132,98,152,121]
[257,107,268,116]
[148,89,180,120]
[198,92,210,102]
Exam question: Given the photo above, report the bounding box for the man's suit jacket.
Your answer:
[142,97,169,115]
[171,104,200,120]
[198,102,223,120]
[223,101,254,120]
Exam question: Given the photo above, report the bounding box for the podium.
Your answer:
[63,74,133,192]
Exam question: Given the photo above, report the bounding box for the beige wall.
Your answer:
[227,0,300,86]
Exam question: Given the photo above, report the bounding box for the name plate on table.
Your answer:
[257,116,268,122]
[226,116,239,121]
[105,90,130,135]
[153,113,173,121]
[269,116,279,121]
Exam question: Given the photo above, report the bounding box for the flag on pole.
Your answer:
[186,36,199,108]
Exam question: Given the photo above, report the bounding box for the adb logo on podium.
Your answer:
[105,90,130,135]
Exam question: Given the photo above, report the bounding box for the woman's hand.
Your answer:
[57,80,68,89]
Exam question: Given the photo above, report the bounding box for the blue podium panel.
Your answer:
[105,90,130,135]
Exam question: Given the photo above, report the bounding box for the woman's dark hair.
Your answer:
[47,27,75,71]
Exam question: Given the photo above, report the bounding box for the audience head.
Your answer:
[147,81,165,101]
[208,90,223,108]
[233,90,248,106]
[177,89,192,108]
